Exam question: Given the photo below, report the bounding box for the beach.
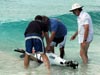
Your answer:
[0,0,100,75]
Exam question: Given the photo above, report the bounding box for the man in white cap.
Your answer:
[70,3,93,64]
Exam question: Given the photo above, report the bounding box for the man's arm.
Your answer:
[83,24,89,42]
[49,31,56,43]
[45,31,56,51]
[44,32,50,46]
[70,31,78,40]
[44,31,56,45]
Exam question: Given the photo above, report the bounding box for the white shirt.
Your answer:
[77,11,93,43]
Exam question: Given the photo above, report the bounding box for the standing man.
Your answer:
[70,3,93,64]
[42,16,67,58]
[24,15,50,70]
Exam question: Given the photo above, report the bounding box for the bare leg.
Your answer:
[80,49,88,64]
[24,53,30,69]
[85,43,90,60]
[60,47,65,58]
[41,53,50,70]
[50,46,54,53]
[80,42,90,64]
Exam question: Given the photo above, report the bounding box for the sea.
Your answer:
[0,0,100,75]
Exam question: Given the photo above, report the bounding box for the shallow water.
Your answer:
[0,0,100,75]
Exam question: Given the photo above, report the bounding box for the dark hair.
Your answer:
[42,16,50,25]
[35,15,50,25]
[35,15,42,21]
[78,8,83,12]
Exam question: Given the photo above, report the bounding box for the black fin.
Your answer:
[14,48,25,53]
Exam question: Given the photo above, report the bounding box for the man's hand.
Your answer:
[32,49,35,54]
[45,46,51,53]
[70,31,78,41]
[81,41,87,48]
[70,35,76,40]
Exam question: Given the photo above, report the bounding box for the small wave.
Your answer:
[0,18,32,25]
[0,11,100,33]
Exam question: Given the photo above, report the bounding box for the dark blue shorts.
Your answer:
[25,34,44,55]
[53,36,64,46]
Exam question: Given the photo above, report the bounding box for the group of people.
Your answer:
[23,3,93,70]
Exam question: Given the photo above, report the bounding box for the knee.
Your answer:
[80,50,84,57]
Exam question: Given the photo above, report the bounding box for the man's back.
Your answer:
[49,18,67,38]
[24,20,48,36]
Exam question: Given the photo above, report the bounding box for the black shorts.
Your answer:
[53,36,64,46]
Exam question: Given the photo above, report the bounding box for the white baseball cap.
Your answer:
[69,3,83,12]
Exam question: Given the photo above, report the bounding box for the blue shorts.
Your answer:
[25,34,44,55]
[50,35,67,48]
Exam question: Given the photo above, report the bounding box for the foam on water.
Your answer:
[0,0,100,22]
[0,0,100,75]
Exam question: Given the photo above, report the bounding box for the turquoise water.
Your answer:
[0,0,100,75]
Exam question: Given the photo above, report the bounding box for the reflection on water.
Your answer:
[0,46,100,75]
[0,1,100,74]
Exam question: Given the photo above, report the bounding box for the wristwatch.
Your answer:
[84,39,87,42]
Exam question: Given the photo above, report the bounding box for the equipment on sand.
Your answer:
[14,48,78,69]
